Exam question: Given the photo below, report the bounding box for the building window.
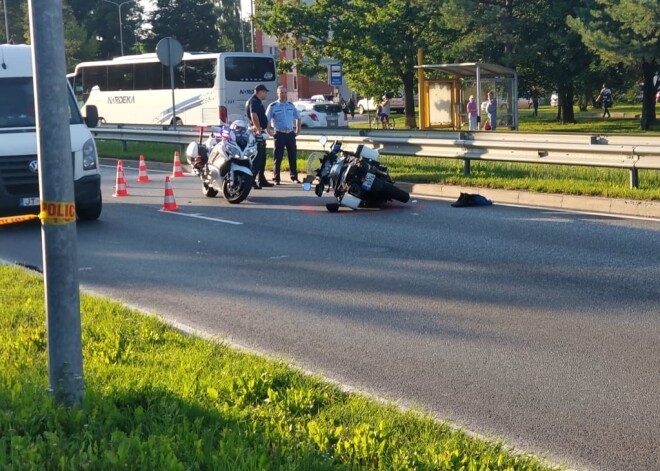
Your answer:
[293,75,298,91]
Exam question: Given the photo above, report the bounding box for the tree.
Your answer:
[258,0,437,128]
[213,0,246,52]
[568,0,659,129]
[145,0,219,53]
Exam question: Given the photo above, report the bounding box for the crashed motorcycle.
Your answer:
[185,120,256,204]
[302,137,410,212]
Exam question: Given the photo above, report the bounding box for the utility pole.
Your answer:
[27,0,85,406]
[102,0,132,56]
[250,0,255,53]
[3,0,9,43]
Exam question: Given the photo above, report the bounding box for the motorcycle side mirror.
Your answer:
[302,182,312,191]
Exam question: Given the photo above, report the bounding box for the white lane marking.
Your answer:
[270,255,288,259]
[159,211,243,225]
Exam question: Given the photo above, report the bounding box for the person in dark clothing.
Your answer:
[595,83,613,118]
[245,84,273,189]
[347,97,355,119]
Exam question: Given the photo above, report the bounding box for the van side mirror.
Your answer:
[85,105,99,128]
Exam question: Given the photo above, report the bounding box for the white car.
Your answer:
[293,100,348,128]
[356,93,405,114]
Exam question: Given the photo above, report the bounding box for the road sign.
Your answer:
[156,38,184,129]
[329,63,342,86]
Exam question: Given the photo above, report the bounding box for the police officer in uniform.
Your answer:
[245,84,273,189]
[266,86,301,184]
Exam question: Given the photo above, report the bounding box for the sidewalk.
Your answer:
[102,158,660,220]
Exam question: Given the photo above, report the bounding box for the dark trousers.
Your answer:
[273,131,297,181]
[253,140,267,184]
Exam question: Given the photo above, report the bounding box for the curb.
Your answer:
[100,158,660,220]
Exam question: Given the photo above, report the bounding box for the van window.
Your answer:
[0,77,83,128]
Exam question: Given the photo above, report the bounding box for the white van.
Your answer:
[0,44,102,220]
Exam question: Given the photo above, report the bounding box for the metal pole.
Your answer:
[118,3,124,56]
[28,0,85,406]
[250,0,255,53]
[168,40,177,130]
[3,0,8,43]
[102,0,131,56]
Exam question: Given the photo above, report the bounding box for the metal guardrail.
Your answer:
[91,125,660,189]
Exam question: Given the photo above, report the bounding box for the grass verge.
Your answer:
[0,265,561,470]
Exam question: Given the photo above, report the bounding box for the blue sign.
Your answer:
[329,63,343,86]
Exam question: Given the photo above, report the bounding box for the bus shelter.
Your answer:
[415,62,518,131]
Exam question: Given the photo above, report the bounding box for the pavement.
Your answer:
[103,158,660,220]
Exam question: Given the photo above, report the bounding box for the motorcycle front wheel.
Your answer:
[222,172,252,204]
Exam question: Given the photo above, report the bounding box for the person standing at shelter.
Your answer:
[486,90,497,131]
[595,83,612,118]
[245,84,274,189]
[347,97,355,119]
[266,86,302,184]
[531,87,540,117]
[467,95,478,131]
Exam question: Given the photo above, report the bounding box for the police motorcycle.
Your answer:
[302,136,410,212]
[185,120,256,204]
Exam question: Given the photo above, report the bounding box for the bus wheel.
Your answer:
[172,117,183,126]
[99,117,106,125]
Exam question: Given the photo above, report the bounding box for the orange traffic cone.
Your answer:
[136,155,151,183]
[172,150,185,177]
[113,160,129,197]
[161,176,180,211]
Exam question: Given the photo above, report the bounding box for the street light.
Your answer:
[102,0,132,56]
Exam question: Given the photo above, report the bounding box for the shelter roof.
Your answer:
[415,62,516,78]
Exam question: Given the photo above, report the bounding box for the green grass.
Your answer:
[96,104,660,201]
[1,264,561,470]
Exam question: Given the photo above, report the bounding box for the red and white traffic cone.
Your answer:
[172,150,185,178]
[136,155,151,183]
[113,160,129,197]
[161,176,180,211]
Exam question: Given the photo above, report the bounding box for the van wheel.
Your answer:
[76,195,102,221]
[358,105,365,114]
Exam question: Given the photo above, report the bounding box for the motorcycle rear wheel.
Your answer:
[222,172,252,204]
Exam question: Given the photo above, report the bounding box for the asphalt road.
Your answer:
[2,165,659,471]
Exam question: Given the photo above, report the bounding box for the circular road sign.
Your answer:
[156,37,184,67]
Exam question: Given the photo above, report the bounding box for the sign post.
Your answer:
[156,37,184,130]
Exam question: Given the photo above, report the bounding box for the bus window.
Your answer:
[183,59,216,89]
[107,64,134,91]
[82,65,107,100]
[224,56,275,82]
[134,62,163,90]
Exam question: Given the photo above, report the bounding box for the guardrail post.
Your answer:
[463,159,471,176]
[629,168,639,189]
[121,140,127,152]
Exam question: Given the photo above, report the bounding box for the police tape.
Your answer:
[0,214,39,225]
[0,201,77,226]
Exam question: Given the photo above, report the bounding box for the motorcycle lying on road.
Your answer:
[185,120,257,204]
[303,137,410,212]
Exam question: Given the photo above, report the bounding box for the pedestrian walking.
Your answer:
[595,83,613,118]
[245,84,274,189]
[266,86,302,184]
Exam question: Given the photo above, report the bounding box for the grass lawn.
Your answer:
[95,104,660,201]
[0,265,562,470]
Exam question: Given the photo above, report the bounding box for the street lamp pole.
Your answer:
[3,0,9,44]
[102,0,131,56]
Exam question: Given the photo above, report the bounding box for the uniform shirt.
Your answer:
[245,94,267,129]
[266,100,300,131]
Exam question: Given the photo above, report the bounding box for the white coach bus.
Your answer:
[68,52,277,126]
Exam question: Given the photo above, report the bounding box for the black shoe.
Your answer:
[252,183,261,190]
[291,177,300,183]
[260,181,274,187]
[274,180,281,185]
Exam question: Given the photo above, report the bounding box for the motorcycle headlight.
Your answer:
[223,143,241,160]
[244,147,257,160]
[82,138,98,170]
